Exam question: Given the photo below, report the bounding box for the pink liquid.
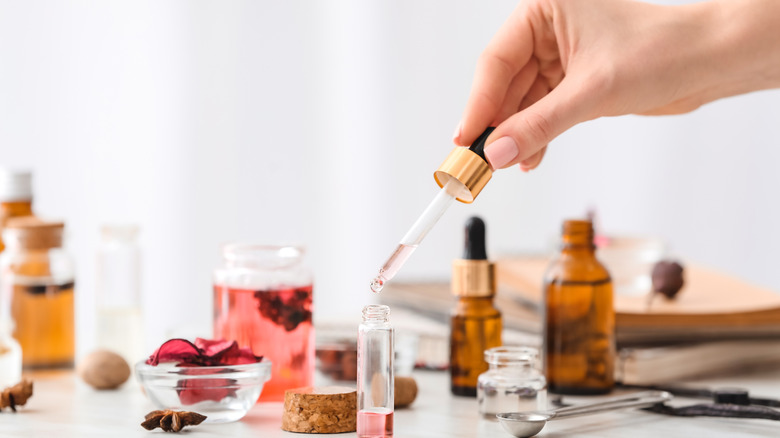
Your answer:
[213,284,314,401]
[370,244,417,293]
[357,408,393,437]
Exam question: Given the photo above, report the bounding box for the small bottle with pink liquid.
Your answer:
[357,305,394,438]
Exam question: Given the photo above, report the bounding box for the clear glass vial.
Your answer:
[357,305,394,438]
[477,347,547,417]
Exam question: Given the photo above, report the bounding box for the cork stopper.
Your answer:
[3,217,64,250]
[282,386,357,433]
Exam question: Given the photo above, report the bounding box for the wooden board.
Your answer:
[496,257,780,345]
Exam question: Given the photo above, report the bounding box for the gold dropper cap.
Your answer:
[452,216,496,297]
[452,259,496,297]
[433,128,494,203]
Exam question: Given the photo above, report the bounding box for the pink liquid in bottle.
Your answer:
[357,408,394,438]
[213,284,314,401]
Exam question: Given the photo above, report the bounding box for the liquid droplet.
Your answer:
[370,276,384,293]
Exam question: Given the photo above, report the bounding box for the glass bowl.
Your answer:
[135,360,272,423]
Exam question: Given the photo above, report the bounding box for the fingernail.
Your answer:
[484,136,519,169]
[452,121,462,144]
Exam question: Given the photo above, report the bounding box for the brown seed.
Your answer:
[141,409,207,432]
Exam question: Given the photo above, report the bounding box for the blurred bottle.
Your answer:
[0,318,22,387]
[543,219,615,395]
[0,170,34,252]
[96,225,143,365]
[1,218,75,368]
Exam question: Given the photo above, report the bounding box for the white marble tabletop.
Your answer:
[3,368,780,437]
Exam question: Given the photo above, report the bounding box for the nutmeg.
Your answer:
[77,350,131,390]
[652,260,685,299]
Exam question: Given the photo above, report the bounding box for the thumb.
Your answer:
[483,80,588,170]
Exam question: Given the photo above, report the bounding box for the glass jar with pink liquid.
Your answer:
[213,244,313,402]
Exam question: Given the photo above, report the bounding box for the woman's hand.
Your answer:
[454,0,780,171]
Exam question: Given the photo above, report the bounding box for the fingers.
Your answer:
[454,6,535,146]
[519,145,547,171]
[483,78,587,170]
[493,60,540,124]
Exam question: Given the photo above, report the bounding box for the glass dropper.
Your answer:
[370,179,469,293]
[369,127,496,293]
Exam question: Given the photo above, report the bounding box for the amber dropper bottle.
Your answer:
[450,216,502,397]
[543,219,615,395]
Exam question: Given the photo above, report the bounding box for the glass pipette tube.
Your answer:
[370,179,466,293]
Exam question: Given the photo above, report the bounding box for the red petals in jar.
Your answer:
[146,338,262,367]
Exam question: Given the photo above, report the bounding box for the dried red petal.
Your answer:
[221,345,262,365]
[148,338,263,367]
[194,338,236,358]
[194,338,262,365]
[146,339,201,366]
[176,378,237,405]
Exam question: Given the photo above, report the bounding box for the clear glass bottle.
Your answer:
[477,347,547,417]
[544,219,615,395]
[357,305,394,438]
[0,170,34,253]
[213,244,314,402]
[96,225,143,364]
[0,217,75,369]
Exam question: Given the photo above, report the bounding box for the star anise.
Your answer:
[0,379,33,412]
[141,409,207,432]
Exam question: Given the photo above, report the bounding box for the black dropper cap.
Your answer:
[463,216,487,260]
[468,127,496,162]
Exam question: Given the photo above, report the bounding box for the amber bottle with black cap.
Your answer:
[450,216,502,397]
[543,219,614,394]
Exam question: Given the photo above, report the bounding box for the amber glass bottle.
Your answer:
[450,217,502,397]
[1,218,75,368]
[0,170,34,252]
[543,220,614,395]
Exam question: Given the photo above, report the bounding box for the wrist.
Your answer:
[702,0,780,99]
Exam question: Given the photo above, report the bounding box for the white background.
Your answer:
[0,0,778,358]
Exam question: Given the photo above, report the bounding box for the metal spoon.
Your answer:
[496,390,673,437]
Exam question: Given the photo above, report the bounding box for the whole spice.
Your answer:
[0,379,33,412]
[651,260,685,299]
[77,350,131,389]
[141,410,207,432]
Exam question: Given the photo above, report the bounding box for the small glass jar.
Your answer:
[0,217,75,369]
[213,244,314,402]
[477,347,547,417]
